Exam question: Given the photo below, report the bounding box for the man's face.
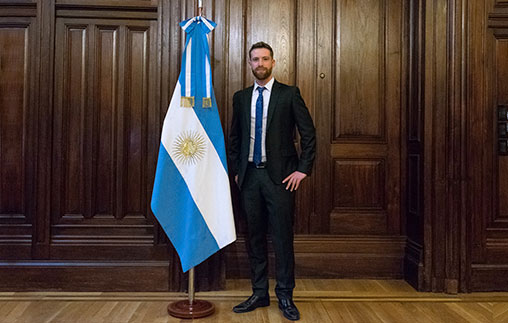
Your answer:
[249,48,275,81]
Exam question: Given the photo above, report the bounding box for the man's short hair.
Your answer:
[249,41,274,59]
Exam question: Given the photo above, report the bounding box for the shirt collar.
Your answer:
[254,77,275,93]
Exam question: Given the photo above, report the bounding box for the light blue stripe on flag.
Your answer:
[151,146,219,270]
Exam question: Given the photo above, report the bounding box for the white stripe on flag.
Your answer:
[201,17,214,31]
[161,82,235,248]
[185,38,192,97]
[182,17,195,31]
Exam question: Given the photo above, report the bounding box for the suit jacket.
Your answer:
[228,80,316,188]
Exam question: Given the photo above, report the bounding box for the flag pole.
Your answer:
[166,0,215,319]
[168,266,214,319]
[188,267,195,304]
[197,0,203,16]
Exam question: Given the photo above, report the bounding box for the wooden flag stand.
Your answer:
[167,2,215,318]
[167,267,215,318]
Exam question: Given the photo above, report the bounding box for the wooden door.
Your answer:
[223,0,406,279]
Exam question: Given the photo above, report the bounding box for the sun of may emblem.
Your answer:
[172,131,207,165]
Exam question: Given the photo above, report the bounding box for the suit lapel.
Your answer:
[243,86,253,134]
[266,80,281,130]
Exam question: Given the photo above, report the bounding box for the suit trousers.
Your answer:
[240,164,295,300]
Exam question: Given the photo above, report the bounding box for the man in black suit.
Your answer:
[228,42,316,321]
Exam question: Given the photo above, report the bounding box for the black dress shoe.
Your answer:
[278,298,300,321]
[233,294,270,313]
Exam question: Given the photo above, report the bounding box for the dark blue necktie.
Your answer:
[253,87,265,166]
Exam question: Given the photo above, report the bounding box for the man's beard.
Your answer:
[252,66,272,80]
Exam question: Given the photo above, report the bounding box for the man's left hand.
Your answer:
[282,171,307,192]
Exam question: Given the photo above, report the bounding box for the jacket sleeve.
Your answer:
[228,91,242,176]
[292,87,316,175]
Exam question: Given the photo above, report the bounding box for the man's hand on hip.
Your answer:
[282,171,307,192]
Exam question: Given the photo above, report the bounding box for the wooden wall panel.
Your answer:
[0,19,35,260]
[311,0,333,235]
[331,159,386,235]
[123,26,149,218]
[328,0,402,237]
[94,26,117,217]
[468,1,508,291]
[497,39,508,220]
[333,159,385,208]
[50,17,164,262]
[405,0,508,292]
[294,0,318,233]
[404,0,424,290]
[335,0,384,139]
[55,24,87,219]
[0,28,27,213]
[400,0,454,293]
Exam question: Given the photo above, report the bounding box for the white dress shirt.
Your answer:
[248,77,274,163]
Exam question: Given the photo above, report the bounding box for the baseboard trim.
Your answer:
[471,264,508,291]
[225,235,406,279]
[0,261,169,291]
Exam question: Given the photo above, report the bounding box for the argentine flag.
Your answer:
[151,16,236,272]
